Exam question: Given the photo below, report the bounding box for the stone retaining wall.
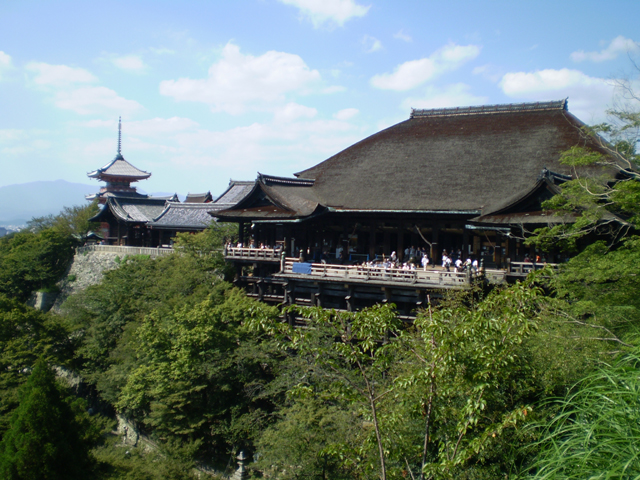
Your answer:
[52,250,123,311]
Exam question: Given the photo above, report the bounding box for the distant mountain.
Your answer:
[0,181,186,225]
[0,180,98,225]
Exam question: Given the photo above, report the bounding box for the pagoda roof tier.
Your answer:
[88,154,151,181]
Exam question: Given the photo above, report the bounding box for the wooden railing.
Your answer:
[508,261,558,275]
[76,245,174,257]
[224,247,282,262]
[281,259,471,288]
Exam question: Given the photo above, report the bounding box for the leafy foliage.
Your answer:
[0,296,73,436]
[0,229,74,301]
[0,358,98,479]
[527,105,640,251]
[61,252,222,402]
[27,201,100,238]
[117,285,279,455]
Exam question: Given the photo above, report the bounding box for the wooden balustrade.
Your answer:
[508,261,558,275]
[281,259,470,288]
[76,245,174,257]
[224,247,282,261]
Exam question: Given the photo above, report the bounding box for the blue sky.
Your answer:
[1,0,639,198]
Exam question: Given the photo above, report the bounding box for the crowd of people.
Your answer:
[228,241,486,275]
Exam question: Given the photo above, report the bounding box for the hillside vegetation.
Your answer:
[1,107,639,478]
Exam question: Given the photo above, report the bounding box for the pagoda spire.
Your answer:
[117,116,122,155]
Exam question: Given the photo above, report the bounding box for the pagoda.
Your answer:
[87,117,151,203]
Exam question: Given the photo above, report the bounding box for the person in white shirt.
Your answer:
[455,258,463,272]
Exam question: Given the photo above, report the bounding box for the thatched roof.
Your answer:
[294,100,601,214]
[217,100,621,223]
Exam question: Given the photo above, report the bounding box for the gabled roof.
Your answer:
[89,196,168,223]
[212,180,255,206]
[185,192,213,203]
[215,175,321,220]
[88,154,151,180]
[148,202,214,230]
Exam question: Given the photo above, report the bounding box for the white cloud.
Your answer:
[0,51,10,67]
[401,83,488,111]
[26,62,97,87]
[334,108,359,120]
[278,0,369,27]
[274,103,318,123]
[0,129,51,156]
[159,42,322,114]
[0,51,11,79]
[54,86,143,115]
[112,55,146,72]
[362,35,382,53]
[169,117,361,176]
[499,68,616,122]
[0,129,27,143]
[393,30,412,42]
[370,43,481,91]
[571,36,640,63]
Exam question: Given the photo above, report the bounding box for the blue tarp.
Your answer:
[292,262,313,274]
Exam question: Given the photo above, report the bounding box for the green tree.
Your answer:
[0,358,97,479]
[0,229,74,302]
[392,283,540,480]
[249,303,401,480]
[27,201,100,238]
[0,296,73,436]
[116,285,279,459]
[526,87,640,251]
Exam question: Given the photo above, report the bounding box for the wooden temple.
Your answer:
[87,119,231,246]
[215,100,624,315]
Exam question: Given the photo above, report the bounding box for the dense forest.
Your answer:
[1,106,639,479]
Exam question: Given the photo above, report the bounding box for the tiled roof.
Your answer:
[88,154,151,180]
[148,203,214,229]
[212,181,255,207]
[185,192,213,203]
[90,196,167,223]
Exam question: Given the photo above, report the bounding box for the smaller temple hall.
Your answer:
[87,118,232,246]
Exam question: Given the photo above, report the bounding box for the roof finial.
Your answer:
[117,116,122,155]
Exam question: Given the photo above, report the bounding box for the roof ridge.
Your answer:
[410,99,567,119]
[258,173,315,186]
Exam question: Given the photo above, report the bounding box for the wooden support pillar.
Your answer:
[463,227,470,257]
[382,287,392,304]
[238,221,245,246]
[284,281,295,327]
[257,280,264,302]
[397,222,405,261]
[369,220,376,260]
[415,289,426,311]
[345,285,354,312]
[431,227,440,264]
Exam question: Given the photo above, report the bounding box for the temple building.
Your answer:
[87,119,224,246]
[216,100,628,314]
